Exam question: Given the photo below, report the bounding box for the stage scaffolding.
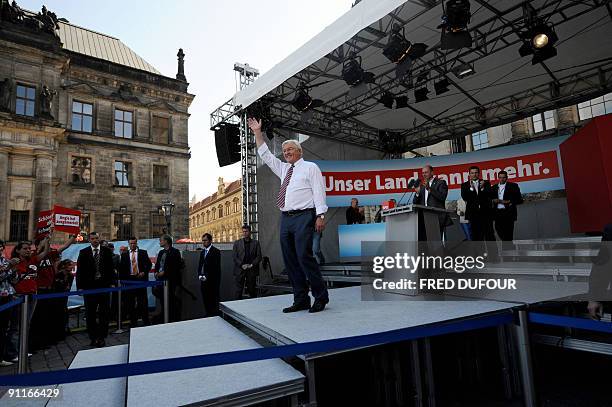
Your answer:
[210,63,260,238]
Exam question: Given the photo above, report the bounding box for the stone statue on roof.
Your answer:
[0,0,25,23]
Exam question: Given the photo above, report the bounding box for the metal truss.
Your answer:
[212,0,610,156]
[211,63,260,238]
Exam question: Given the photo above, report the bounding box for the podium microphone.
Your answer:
[397,177,420,207]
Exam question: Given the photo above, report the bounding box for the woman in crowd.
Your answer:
[6,238,50,361]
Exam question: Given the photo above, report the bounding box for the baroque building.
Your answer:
[189,177,242,243]
[0,2,194,243]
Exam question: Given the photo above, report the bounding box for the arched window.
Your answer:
[206,210,210,222]
[225,202,231,216]
[233,198,239,214]
[212,208,216,220]
[218,204,224,218]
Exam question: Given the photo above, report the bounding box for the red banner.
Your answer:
[36,210,53,240]
[52,205,81,235]
[324,151,561,196]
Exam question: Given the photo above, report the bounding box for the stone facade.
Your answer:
[0,3,193,243]
[189,178,242,243]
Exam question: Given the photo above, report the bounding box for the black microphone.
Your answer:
[397,177,420,207]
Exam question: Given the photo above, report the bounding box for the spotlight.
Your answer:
[383,24,427,78]
[414,87,429,103]
[291,83,323,112]
[434,78,450,95]
[395,95,409,109]
[439,0,472,50]
[519,22,558,64]
[379,92,395,109]
[342,52,374,86]
[452,63,475,79]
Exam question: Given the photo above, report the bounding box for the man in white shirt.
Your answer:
[248,117,329,313]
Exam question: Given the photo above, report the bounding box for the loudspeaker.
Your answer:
[214,123,241,167]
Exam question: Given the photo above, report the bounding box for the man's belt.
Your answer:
[283,208,315,216]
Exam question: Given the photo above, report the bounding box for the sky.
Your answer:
[19,0,353,201]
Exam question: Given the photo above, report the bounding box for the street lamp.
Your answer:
[161,199,175,236]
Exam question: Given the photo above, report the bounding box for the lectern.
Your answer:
[381,204,455,296]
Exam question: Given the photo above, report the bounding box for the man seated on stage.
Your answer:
[492,170,523,245]
[248,117,329,313]
[412,165,451,240]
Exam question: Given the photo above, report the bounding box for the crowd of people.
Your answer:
[0,226,265,363]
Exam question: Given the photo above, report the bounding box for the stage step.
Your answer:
[126,317,304,407]
[48,345,128,407]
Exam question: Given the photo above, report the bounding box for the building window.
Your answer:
[206,211,210,222]
[71,156,92,184]
[233,200,239,214]
[225,202,231,216]
[532,110,556,133]
[72,101,93,132]
[212,208,216,220]
[10,210,29,241]
[114,109,133,138]
[113,213,133,240]
[218,205,223,218]
[451,137,466,153]
[471,130,489,150]
[578,93,612,121]
[152,116,169,144]
[153,165,169,190]
[114,161,131,186]
[150,212,166,238]
[80,213,91,235]
[16,84,35,117]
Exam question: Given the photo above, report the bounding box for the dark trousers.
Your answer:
[0,296,15,360]
[29,288,53,350]
[494,211,515,242]
[470,213,498,260]
[235,270,257,300]
[84,293,110,341]
[280,210,329,305]
[201,282,220,317]
[126,287,149,326]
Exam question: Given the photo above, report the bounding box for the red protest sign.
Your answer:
[36,210,53,239]
[52,205,81,235]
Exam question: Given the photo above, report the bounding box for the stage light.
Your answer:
[379,92,395,109]
[383,24,427,78]
[519,21,558,64]
[395,95,409,109]
[439,0,472,50]
[342,52,374,86]
[434,78,450,95]
[291,83,323,112]
[414,87,429,103]
[452,63,475,79]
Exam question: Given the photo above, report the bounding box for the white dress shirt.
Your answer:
[424,178,433,205]
[497,183,506,209]
[258,143,328,215]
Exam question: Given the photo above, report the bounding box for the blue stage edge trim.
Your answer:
[529,312,612,334]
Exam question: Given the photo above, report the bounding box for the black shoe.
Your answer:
[95,338,106,348]
[282,302,311,313]
[309,299,329,313]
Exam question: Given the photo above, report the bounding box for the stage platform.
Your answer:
[220,286,516,358]
[49,345,128,407]
[126,317,304,407]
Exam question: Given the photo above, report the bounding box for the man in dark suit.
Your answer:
[413,165,452,240]
[198,233,221,317]
[119,237,152,327]
[232,225,262,299]
[461,166,496,242]
[76,232,115,347]
[492,171,523,243]
[154,234,183,322]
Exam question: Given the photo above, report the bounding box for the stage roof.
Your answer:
[221,0,612,150]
